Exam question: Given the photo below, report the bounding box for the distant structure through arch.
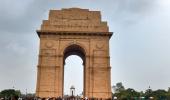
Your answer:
[36,8,113,99]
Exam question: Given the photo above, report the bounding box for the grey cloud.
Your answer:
[113,0,159,14]
[0,0,52,34]
[109,0,160,26]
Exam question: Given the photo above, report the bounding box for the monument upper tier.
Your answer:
[37,8,112,35]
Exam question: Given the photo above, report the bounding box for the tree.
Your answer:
[167,88,170,100]
[153,89,167,99]
[113,82,125,93]
[168,87,170,93]
[0,89,21,99]
[112,83,141,99]
[126,88,140,97]
[144,88,153,99]
[112,82,170,99]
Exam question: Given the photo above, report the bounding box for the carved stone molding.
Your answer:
[96,43,104,49]
[45,41,54,48]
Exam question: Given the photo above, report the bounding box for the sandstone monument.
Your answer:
[36,8,113,99]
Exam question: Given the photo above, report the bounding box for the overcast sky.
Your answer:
[0,0,170,95]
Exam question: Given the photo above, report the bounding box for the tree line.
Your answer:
[112,82,170,100]
[0,89,35,100]
[1,83,170,100]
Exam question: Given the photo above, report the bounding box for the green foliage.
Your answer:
[144,89,168,99]
[113,82,125,93]
[112,83,170,100]
[168,87,170,93]
[144,88,152,99]
[0,89,21,99]
[113,88,140,99]
[166,91,170,100]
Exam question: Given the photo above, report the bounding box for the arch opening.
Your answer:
[63,44,86,97]
[64,55,83,96]
[63,44,86,65]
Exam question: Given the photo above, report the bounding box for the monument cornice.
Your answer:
[37,30,113,38]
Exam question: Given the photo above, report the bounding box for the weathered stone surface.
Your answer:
[40,8,108,33]
[36,8,112,99]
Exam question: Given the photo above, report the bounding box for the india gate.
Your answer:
[36,8,113,99]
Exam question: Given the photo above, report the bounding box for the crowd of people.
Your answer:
[0,96,62,100]
[0,96,111,100]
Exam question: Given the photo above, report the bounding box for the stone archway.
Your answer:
[63,44,86,96]
[36,8,113,99]
[63,44,86,65]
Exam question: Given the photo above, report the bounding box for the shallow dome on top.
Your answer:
[70,85,75,89]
